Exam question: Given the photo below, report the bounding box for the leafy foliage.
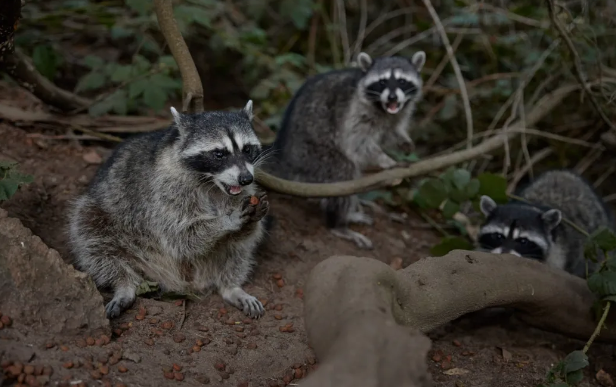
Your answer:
[0,161,34,202]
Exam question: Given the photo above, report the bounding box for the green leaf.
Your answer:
[417,178,448,209]
[0,179,19,201]
[275,53,307,68]
[442,199,460,219]
[430,236,474,257]
[603,295,616,303]
[587,271,616,297]
[477,173,508,203]
[32,44,60,80]
[280,0,314,30]
[149,73,182,91]
[135,280,159,296]
[83,55,104,69]
[359,190,395,205]
[0,166,33,202]
[565,369,584,384]
[466,178,480,198]
[126,0,152,15]
[129,78,149,99]
[88,96,115,117]
[110,25,134,40]
[142,85,168,111]
[589,227,616,253]
[158,55,179,70]
[451,169,471,190]
[75,71,105,93]
[0,161,18,170]
[562,350,588,374]
[111,90,129,116]
[110,65,133,83]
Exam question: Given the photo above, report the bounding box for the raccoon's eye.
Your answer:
[398,79,406,85]
[379,79,386,86]
[517,237,529,245]
[242,146,251,155]
[213,150,225,159]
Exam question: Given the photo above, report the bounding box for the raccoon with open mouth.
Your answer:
[478,169,615,277]
[67,101,271,319]
[265,51,426,249]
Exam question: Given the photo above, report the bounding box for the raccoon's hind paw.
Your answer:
[330,228,374,250]
[221,287,265,319]
[347,211,374,226]
[240,192,270,224]
[105,288,136,319]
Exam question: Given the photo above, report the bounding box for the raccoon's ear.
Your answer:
[411,51,426,72]
[357,52,372,72]
[541,209,562,231]
[242,100,254,122]
[479,195,497,217]
[170,107,187,136]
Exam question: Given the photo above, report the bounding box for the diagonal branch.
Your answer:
[153,0,203,114]
[546,0,615,131]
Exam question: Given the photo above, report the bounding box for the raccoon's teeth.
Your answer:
[229,186,242,195]
[386,102,400,113]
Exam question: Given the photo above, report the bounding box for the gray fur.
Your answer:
[477,169,615,278]
[265,51,426,249]
[67,101,270,319]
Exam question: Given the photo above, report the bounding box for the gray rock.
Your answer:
[0,209,109,337]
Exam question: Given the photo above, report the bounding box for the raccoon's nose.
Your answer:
[387,93,397,101]
[238,172,253,186]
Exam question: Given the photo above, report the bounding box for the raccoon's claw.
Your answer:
[105,291,135,319]
[241,192,270,224]
[221,287,265,319]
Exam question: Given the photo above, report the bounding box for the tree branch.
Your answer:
[546,0,615,131]
[153,0,203,114]
[302,251,616,386]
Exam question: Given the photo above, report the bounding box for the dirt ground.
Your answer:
[1,98,615,386]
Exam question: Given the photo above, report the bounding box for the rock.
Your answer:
[0,209,109,337]
[82,151,102,164]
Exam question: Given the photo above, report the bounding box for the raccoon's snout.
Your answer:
[387,93,397,102]
[238,172,254,186]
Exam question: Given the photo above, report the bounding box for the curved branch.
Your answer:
[256,83,579,197]
[153,0,203,114]
[302,251,616,386]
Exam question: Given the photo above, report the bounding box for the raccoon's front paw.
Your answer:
[377,154,397,170]
[221,287,265,319]
[240,192,270,224]
[398,138,416,155]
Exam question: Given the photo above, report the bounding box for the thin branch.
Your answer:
[153,0,203,113]
[507,147,553,193]
[335,0,351,65]
[420,0,474,150]
[424,34,464,90]
[351,0,368,58]
[546,0,615,131]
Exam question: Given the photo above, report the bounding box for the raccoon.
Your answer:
[478,169,615,277]
[265,51,426,249]
[67,101,271,319]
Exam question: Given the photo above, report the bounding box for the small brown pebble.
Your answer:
[431,350,443,362]
[103,380,113,387]
[453,340,462,347]
[63,362,74,369]
[250,329,260,336]
[116,384,128,387]
[8,364,23,376]
[138,306,147,315]
[441,359,452,370]
[224,338,234,345]
[42,366,52,376]
[235,326,244,332]
[1,359,12,368]
[196,339,204,347]
[60,345,69,351]
[307,357,316,365]
[225,319,235,325]
[197,326,209,332]
[275,279,285,288]
[1,315,12,327]
[246,342,257,349]
[294,368,303,379]
[214,362,226,371]
[192,345,201,352]
[235,332,246,338]
[135,314,145,321]
[292,363,302,369]
[273,273,282,280]
[274,314,282,320]
[196,375,210,384]
[25,375,38,386]
[174,300,184,306]
[461,350,475,356]
[0,321,4,329]
[99,365,109,375]
[249,195,259,205]
[149,318,159,324]
[174,372,184,381]
[242,319,252,324]
[295,288,304,299]
[24,365,34,375]
[113,329,123,336]
[173,333,186,343]
[219,308,228,315]
[274,304,283,311]
[86,337,95,346]
[108,356,120,366]
[76,338,87,348]
[119,323,130,330]
[238,382,249,387]
[162,321,174,329]
[283,374,292,384]
[144,338,155,346]
[164,371,175,380]
[98,355,109,364]
[45,341,55,349]
[95,338,105,345]
[18,373,26,383]
[91,370,102,379]
[220,371,230,380]
[33,365,43,375]
[118,365,128,373]
[173,363,183,372]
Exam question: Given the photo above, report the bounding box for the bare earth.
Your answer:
[1,119,615,387]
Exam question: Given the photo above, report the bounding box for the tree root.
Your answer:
[302,251,616,386]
